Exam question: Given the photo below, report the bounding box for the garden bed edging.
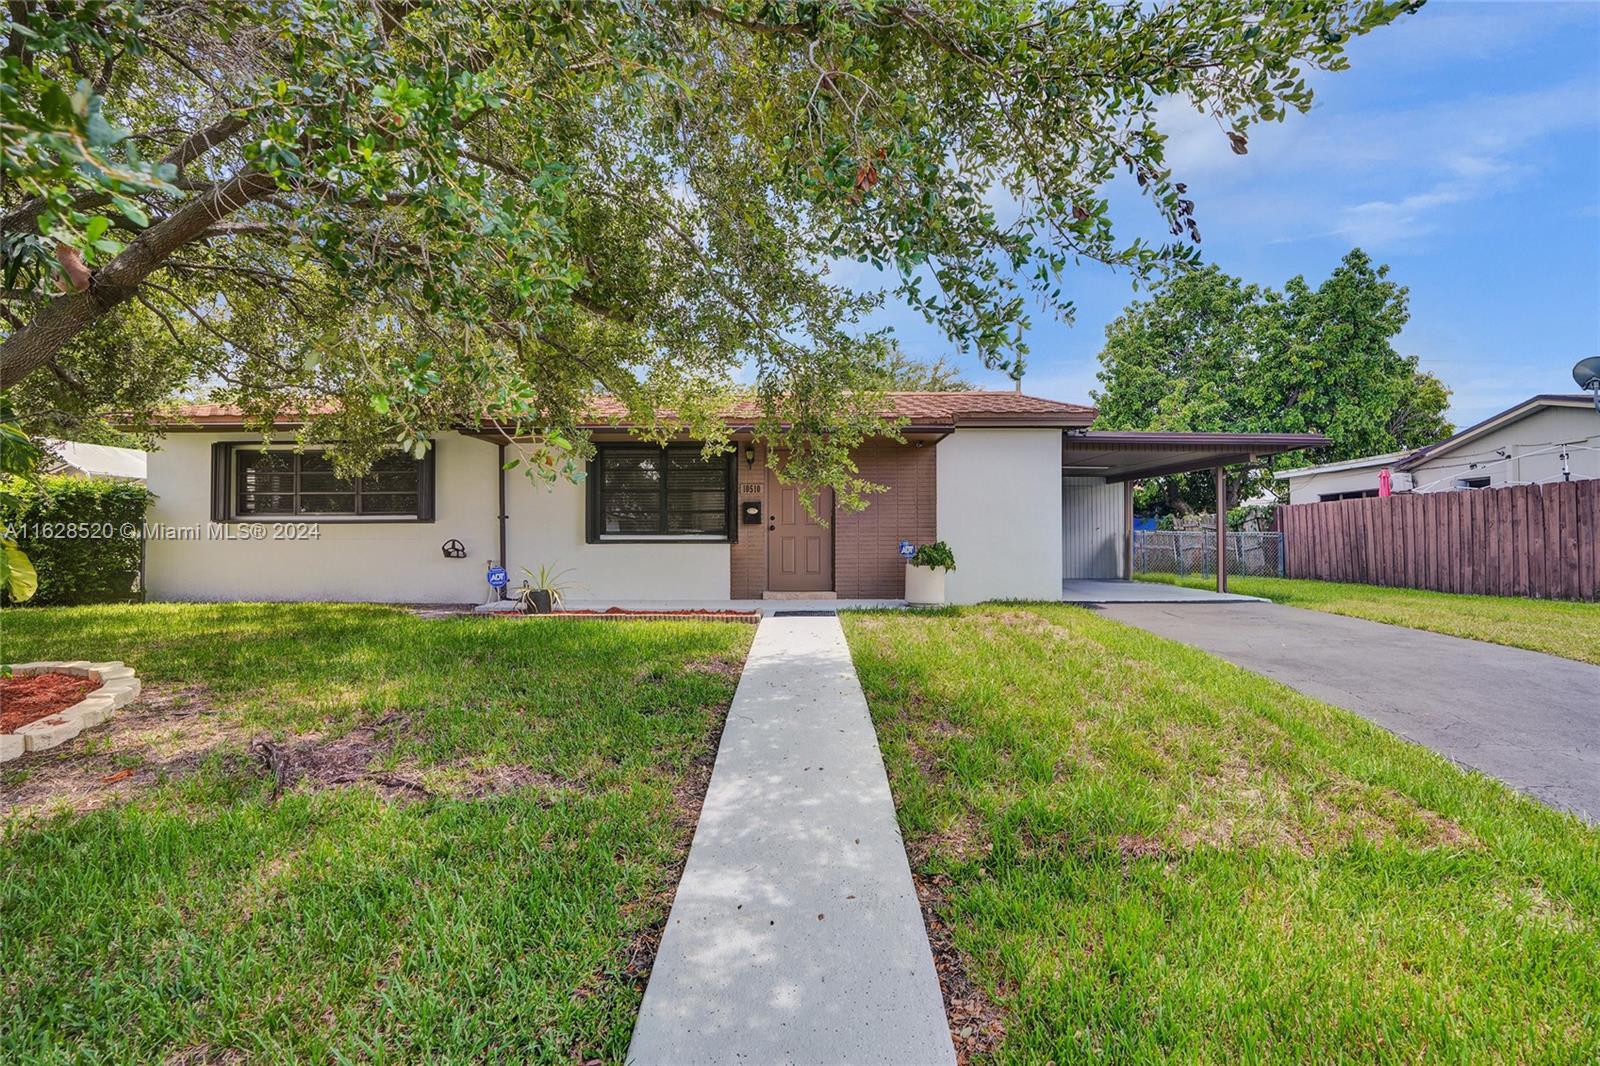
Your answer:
[1,661,141,761]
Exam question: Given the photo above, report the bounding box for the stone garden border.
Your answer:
[1,661,141,762]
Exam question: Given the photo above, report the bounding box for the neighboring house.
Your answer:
[143,393,1323,604]
[1276,395,1600,505]
[43,439,147,481]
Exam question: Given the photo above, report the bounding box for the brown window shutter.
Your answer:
[584,456,600,543]
[415,442,437,522]
[726,451,739,544]
[210,442,232,523]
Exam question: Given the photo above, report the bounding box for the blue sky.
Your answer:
[848,1,1600,428]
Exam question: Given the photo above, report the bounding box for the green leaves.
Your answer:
[4,0,1412,505]
[0,537,38,602]
[1092,249,1452,515]
[0,399,45,602]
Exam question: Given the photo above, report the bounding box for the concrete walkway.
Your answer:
[629,616,954,1066]
[1098,601,1600,822]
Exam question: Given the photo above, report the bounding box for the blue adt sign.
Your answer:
[486,566,508,589]
[899,539,916,559]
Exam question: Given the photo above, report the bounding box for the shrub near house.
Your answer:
[0,476,152,604]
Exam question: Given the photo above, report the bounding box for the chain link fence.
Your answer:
[1133,530,1285,579]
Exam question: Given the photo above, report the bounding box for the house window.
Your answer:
[226,446,431,520]
[1318,489,1379,502]
[588,444,733,541]
[1455,476,1491,490]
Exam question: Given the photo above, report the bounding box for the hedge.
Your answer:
[1,475,153,605]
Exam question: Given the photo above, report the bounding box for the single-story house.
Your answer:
[143,393,1323,604]
[43,439,147,481]
[1276,394,1600,505]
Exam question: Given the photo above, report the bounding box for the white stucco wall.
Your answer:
[936,428,1063,603]
[145,431,499,602]
[503,472,729,600]
[145,431,729,603]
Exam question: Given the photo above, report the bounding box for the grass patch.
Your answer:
[2,603,751,1063]
[1137,573,1600,665]
[843,604,1600,1063]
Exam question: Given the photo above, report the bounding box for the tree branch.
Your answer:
[0,169,279,386]
[0,113,250,237]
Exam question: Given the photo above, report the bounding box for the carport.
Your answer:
[1061,430,1329,593]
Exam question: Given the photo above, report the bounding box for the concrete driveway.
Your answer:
[1096,602,1600,822]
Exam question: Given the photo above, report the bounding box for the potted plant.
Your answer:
[904,541,955,605]
[517,564,576,614]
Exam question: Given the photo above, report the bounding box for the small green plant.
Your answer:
[0,396,44,602]
[518,564,578,611]
[909,541,955,571]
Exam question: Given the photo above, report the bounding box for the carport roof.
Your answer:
[1062,430,1329,482]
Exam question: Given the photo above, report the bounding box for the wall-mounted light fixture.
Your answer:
[744,443,757,468]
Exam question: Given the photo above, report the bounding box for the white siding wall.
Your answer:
[1283,406,1600,503]
[1408,406,1600,491]
[1283,466,1386,505]
[145,431,730,602]
[1062,477,1125,579]
[936,428,1063,603]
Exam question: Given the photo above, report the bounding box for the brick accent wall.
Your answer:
[729,438,937,598]
[729,442,770,599]
[834,440,937,598]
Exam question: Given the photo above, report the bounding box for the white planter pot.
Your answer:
[905,563,948,606]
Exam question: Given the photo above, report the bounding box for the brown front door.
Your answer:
[767,476,834,593]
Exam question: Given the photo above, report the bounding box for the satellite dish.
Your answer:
[1576,356,1600,413]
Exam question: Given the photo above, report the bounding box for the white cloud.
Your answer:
[1152,76,1598,250]
[1347,1,1597,68]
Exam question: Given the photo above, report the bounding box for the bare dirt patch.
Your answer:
[1167,757,1474,857]
[684,654,744,680]
[164,1044,248,1066]
[1,672,96,732]
[2,683,250,816]
[1115,832,1165,861]
[1,690,584,816]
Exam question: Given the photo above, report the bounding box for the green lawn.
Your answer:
[843,605,1600,1064]
[1138,573,1600,665]
[1,603,751,1063]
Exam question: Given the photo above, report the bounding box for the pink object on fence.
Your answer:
[1378,468,1392,497]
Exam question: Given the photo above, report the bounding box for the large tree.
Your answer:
[1,0,1414,499]
[875,347,972,392]
[1093,249,1453,515]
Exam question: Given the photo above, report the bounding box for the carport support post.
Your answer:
[1214,464,1228,594]
[1122,480,1135,580]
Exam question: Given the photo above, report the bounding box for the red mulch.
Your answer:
[2,672,96,733]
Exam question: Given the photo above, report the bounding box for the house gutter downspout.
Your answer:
[497,441,508,600]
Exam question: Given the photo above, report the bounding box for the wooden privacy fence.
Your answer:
[1276,480,1600,601]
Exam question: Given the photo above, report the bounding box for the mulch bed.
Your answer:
[913,866,1008,1063]
[1,672,96,733]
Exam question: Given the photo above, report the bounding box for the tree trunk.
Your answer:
[0,169,277,387]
